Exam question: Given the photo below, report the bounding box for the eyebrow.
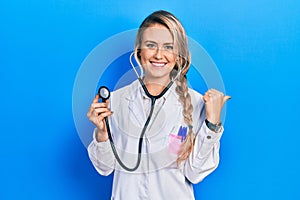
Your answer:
[143,40,174,45]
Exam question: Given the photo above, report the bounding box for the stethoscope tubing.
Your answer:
[104,97,155,172]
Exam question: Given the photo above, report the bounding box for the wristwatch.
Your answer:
[205,119,222,133]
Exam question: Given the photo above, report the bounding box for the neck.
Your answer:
[143,77,171,96]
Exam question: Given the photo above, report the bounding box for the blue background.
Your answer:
[1,0,299,199]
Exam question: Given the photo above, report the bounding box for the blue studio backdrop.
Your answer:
[0,0,299,199]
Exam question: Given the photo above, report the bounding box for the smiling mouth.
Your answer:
[150,61,167,67]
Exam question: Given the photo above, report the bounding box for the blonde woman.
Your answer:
[87,10,230,200]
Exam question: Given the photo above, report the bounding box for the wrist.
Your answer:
[95,128,109,142]
[205,119,222,133]
[206,116,220,124]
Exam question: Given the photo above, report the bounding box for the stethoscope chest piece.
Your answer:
[98,86,110,102]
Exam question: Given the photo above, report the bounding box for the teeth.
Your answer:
[152,62,165,67]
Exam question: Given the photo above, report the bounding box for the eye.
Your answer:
[145,43,156,49]
[165,45,173,50]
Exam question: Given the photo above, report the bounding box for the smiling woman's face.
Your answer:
[139,23,178,84]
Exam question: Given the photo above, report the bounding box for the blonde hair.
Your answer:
[134,10,195,165]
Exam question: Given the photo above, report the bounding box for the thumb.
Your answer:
[105,99,110,107]
[223,95,231,103]
[93,94,100,103]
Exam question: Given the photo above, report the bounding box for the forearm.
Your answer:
[88,129,115,176]
[95,127,109,142]
[184,123,223,184]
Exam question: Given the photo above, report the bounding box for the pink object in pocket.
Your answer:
[168,134,183,155]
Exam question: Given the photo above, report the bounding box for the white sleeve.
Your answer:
[183,93,224,184]
[87,129,115,176]
[184,123,223,184]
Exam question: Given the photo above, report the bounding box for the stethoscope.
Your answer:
[98,51,187,172]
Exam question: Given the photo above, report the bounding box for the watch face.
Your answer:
[215,125,222,133]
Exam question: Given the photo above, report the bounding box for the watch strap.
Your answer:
[205,119,222,133]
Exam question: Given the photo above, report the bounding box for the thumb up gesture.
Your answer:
[203,89,231,124]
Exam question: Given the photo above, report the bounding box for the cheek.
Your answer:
[165,52,177,61]
[166,55,177,65]
[139,50,152,64]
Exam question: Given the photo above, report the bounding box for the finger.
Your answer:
[87,110,92,118]
[94,108,111,115]
[105,99,110,107]
[206,89,219,98]
[223,95,231,102]
[92,102,109,109]
[210,88,224,96]
[205,92,215,98]
[98,111,114,120]
[204,91,212,97]
[208,88,215,93]
[87,104,96,115]
[93,94,100,103]
[208,88,219,94]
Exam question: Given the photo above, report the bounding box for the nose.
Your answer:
[154,48,163,59]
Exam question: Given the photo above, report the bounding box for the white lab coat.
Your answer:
[88,79,223,200]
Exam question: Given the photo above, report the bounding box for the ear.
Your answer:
[136,49,141,57]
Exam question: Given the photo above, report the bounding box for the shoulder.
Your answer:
[111,80,140,99]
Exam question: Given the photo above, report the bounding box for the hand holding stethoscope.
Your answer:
[87,94,113,142]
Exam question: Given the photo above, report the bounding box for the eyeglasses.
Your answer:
[141,41,175,54]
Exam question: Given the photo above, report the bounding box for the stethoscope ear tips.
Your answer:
[98,86,110,102]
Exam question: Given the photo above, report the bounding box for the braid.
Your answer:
[175,75,195,165]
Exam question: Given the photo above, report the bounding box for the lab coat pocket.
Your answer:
[168,134,182,155]
[168,125,188,155]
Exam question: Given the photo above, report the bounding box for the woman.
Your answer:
[87,10,230,200]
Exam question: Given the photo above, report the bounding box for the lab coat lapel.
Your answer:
[127,87,146,127]
[125,80,182,134]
